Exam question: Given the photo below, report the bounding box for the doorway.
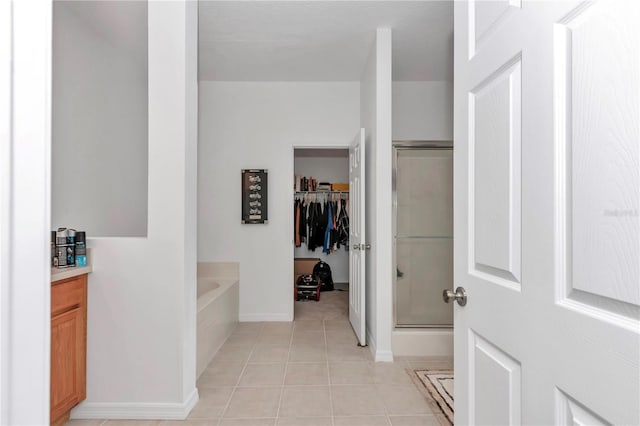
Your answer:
[293,148,351,322]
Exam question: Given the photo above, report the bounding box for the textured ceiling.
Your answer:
[198,1,453,82]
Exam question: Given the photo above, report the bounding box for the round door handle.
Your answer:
[443,286,467,306]
[353,244,360,250]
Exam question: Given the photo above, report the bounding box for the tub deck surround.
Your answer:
[197,261,239,280]
[197,262,240,379]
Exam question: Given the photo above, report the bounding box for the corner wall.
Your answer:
[197,82,360,322]
[71,1,198,419]
[360,28,394,362]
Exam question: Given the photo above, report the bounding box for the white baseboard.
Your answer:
[375,348,394,362]
[71,388,199,420]
[366,328,394,363]
[392,328,453,357]
[239,313,292,322]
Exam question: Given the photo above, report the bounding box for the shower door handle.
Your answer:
[443,287,467,306]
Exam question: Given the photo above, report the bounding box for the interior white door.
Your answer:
[453,1,639,424]
[349,128,366,346]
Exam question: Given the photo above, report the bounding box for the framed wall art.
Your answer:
[241,169,268,224]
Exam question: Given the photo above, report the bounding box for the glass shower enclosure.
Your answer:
[393,142,453,327]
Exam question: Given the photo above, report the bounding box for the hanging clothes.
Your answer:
[295,193,349,253]
[336,198,349,249]
[307,201,316,250]
[307,201,326,251]
[317,201,327,250]
[294,200,301,247]
[323,201,334,254]
[299,199,307,245]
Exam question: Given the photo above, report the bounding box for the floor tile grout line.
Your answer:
[324,319,336,426]
[275,320,295,419]
[216,322,264,426]
[74,305,449,425]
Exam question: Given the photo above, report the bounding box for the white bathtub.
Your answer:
[196,263,239,378]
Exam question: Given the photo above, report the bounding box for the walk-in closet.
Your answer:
[293,148,350,320]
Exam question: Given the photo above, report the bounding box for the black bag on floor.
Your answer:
[313,261,334,292]
[296,274,320,301]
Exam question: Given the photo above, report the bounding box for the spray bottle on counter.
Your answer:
[75,231,87,267]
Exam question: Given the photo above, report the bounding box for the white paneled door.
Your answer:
[349,128,366,346]
[453,1,639,424]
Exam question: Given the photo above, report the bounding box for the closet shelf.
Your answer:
[295,191,349,194]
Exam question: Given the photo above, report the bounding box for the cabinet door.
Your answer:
[50,306,86,422]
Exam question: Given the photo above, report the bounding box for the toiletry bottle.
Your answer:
[56,228,68,268]
[66,229,76,267]
[51,231,56,267]
[75,231,87,267]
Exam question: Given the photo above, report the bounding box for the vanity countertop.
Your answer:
[51,265,93,283]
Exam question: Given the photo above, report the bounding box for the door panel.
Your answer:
[349,128,366,346]
[556,0,640,312]
[555,389,609,426]
[51,307,84,421]
[470,57,522,285]
[470,0,521,57]
[470,332,521,426]
[454,1,639,424]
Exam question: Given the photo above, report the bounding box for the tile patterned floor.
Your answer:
[66,290,452,426]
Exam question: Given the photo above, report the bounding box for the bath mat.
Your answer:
[410,369,454,425]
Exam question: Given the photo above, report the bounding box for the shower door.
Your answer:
[394,145,453,327]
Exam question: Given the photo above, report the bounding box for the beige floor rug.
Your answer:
[410,369,454,425]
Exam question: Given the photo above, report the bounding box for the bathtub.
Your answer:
[196,262,239,378]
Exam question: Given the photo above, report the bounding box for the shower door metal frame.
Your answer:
[392,140,454,328]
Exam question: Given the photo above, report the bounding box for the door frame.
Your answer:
[1,1,53,424]
[289,143,351,321]
[392,140,454,329]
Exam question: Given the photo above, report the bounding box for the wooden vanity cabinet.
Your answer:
[50,274,87,426]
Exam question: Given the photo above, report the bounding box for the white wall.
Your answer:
[71,1,198,419]
[294,155,350,283]
[198,82,360,321]
[52,1,148,237]
[392,81,453,141]
[361,28,394,362]
[1,2,52,424]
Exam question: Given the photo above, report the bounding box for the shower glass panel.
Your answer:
[394,146,453,327]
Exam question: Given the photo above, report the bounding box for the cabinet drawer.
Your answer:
[51,275,86,317]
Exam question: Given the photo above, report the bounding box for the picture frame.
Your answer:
[241,169,268,224]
